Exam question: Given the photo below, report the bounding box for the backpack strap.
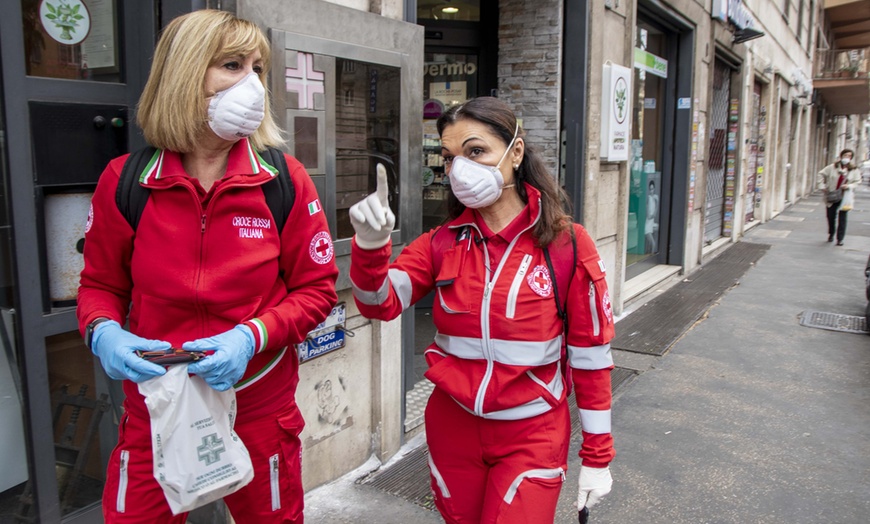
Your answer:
[116,146,158,232]
[544,224,578,394]
[543,224,578,327]
[257,147,295,234]
[116,146,295,234]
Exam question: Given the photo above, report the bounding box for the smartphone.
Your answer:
[137,348,204,364]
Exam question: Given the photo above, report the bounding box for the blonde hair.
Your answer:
[137,10,284,153]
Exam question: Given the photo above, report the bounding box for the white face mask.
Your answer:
[207,73,265,142]
[841,156,852,165]
[448,124,519,209]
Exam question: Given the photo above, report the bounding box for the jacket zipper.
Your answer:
[473,201,543,416]
[117,450,129,513]
[270,454,281,511]
[506,254,533,319]
[589,281,600,337]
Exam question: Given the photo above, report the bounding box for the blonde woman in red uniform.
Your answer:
[78,10,337,522]
[349,97,615,523]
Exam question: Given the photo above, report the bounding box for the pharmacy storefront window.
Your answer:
[628,22,667,271]
[21,0,122,83]
[272,31,410,249]
[421,53,478,232]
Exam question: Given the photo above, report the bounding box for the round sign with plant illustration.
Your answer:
[39,0,91,45]
[613,76,628,125]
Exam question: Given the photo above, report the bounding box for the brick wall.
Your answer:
[498,0,562,175]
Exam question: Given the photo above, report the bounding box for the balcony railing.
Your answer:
[815,48,870,79]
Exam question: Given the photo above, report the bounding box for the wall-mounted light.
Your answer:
[442,6,459,14]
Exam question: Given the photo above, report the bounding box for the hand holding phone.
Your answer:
[136,348,206,365]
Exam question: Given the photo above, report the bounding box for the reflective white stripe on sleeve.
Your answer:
[579,408,612,434]
[568,343,613,370]
[351,275,390,306]
[352,269,413,310]
[434,333,561,366]
[388,268,413,311]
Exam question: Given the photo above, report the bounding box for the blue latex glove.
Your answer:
[183,325,255,391]
[91,320,172,382]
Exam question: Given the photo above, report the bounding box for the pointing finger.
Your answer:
[376,163,389,207]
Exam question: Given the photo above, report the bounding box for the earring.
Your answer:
[513,164,519,170]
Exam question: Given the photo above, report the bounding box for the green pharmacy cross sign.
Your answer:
[197,433,227,466]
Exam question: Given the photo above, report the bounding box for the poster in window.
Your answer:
[430,81,466,108]
[80,0,116,70]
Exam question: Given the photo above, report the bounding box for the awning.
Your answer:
[826,0,870,49]
[814,77,870,114]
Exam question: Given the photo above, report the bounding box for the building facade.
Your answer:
[0,0,861,522]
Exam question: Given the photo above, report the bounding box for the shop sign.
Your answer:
[298,303,349,363]
[711,0,757,30]
[600,63,632,162]
[424,61,478,78]
[633,48,668,79]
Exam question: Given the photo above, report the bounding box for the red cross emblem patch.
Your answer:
[309,231,334,265]
[526,265,552,297]
[85,203,94,234]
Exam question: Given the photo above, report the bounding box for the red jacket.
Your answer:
[351,184,615,467]
[78,139,338,422]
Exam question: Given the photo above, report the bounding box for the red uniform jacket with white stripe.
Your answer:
[78,139,338,422]
[351,184,615,467]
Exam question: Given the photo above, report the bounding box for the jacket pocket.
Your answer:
[437,287,470,314]
[580,255,612,337]
[269,454,281,511]
[117,450,130,513]
[506,254,534,319]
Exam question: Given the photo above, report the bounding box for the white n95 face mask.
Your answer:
[448,124,518,209]
[207,73,265,141]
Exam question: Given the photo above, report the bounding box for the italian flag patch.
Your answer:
[308,199,322,215]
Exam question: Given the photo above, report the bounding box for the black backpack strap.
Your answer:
[116,146,158,232]
[543,225,577,328]
[257,147,295,234]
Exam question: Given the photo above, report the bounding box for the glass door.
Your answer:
[421,51,479,233]
[628,21,668,272]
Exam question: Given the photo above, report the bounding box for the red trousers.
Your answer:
[425,387,570,523]
[102,402,305,523]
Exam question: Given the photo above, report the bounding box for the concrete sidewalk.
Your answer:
[304,185,870,524]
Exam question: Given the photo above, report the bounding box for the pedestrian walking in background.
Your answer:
[818,148,862,246]
[77,10,338,522]
[348,97,615,523]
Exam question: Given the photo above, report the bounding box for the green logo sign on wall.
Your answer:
[634,48,668,79]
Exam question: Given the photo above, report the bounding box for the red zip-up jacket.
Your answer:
[78,139,338,422]
[351,184,615,467]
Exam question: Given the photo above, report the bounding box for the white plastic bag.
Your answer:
[139,364,254,515]
[841,188,855,211]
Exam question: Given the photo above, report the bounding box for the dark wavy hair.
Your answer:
[839,148,857,170]
[436,97,572,247]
